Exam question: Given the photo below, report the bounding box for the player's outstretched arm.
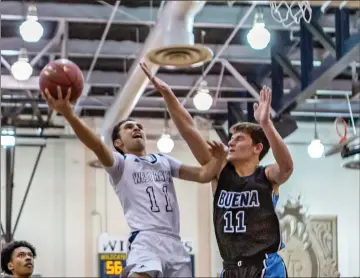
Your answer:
[140,62,214,166]
[254,86,293,186]
[42,86,114,167]
[178,140,227,183]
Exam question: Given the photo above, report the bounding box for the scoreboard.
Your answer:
[98,233,195,277]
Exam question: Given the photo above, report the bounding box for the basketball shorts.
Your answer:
[220,253,288,278]
[120,230,193,278]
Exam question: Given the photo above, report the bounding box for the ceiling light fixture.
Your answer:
[193,80,213,111]
[157,109,175,153]
[247,12,271,50]
[11,48,33,81]
[19,5,44,43]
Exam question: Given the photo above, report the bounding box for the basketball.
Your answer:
[39,58,84,103]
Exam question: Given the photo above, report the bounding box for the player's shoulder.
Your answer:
[112,150,128,160]
[154,152,170,160]
[153,153,180,167]
[256,164,274,188]
[112,152,140,165]
[219,160,235,174]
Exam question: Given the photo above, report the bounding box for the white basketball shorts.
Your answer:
[120,231,192,278]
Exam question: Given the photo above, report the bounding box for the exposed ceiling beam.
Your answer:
[279,32,360,115]
[2,38,347,67]
[70,96,360,116]
[1,1,359,32]
[1,73,352,93]
[2,97,359,118]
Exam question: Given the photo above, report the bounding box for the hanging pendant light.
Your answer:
[308,95,324,159]
[157,108,175,153]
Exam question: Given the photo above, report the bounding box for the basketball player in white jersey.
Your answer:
[42,86,227,278]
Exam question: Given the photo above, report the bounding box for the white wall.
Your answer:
[1,138,88,276]
[1,118,359,277]
[273,122,359,277]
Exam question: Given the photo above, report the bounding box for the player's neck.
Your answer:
[12,273,30,278]
[127,150,147,157]
[232,159,259,177]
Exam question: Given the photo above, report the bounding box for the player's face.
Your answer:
[7,247,34,277]
[227,131,262,162]
[118,121,146,153]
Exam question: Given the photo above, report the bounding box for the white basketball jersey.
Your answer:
[105,152,181,237]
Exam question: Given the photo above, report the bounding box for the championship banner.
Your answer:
[98,233,195,278]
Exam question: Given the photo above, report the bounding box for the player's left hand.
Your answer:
[42,86,73,118]
[254,86,272,127]
[140,62,172,94]
[207,140,228,160]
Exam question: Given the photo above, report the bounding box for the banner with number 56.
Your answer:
[98,233,195,277]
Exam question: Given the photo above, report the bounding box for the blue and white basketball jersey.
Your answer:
[104,152,182,237]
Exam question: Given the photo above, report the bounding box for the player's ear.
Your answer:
[114,138,123,149]
[7,261,14,272]
[254,143,263,155]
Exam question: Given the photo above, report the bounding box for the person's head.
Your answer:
[227,122,270,163]
[1,240,36,277]
[111,118,147,154]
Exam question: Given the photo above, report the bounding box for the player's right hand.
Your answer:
[253,86,272,127]
[207,140,228,160]
[140,62,172,94]
[41,86,73,118]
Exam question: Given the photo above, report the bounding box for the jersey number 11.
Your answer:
[146,186,173,212]
[224,211,246,233]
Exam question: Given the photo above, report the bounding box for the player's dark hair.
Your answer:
[229,122,270,161]
[1,240,37,275]
[111,118,135,154]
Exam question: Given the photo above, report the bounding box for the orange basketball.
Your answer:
[39,59,84,103]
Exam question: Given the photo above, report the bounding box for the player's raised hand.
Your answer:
[140,62,172,94]
[41,86,73,117]
[207,140,228,160]
[253,86,272,127]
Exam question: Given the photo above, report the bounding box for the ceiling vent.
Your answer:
[147,45,213,69]
[147,5,213,69]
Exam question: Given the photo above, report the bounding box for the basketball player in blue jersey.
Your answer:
[141,62,294,277]
[42,86,227,278]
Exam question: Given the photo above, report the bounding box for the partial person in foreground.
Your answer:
[41,86,227,278]
[1,240,36,278]
[140,62,294,278]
